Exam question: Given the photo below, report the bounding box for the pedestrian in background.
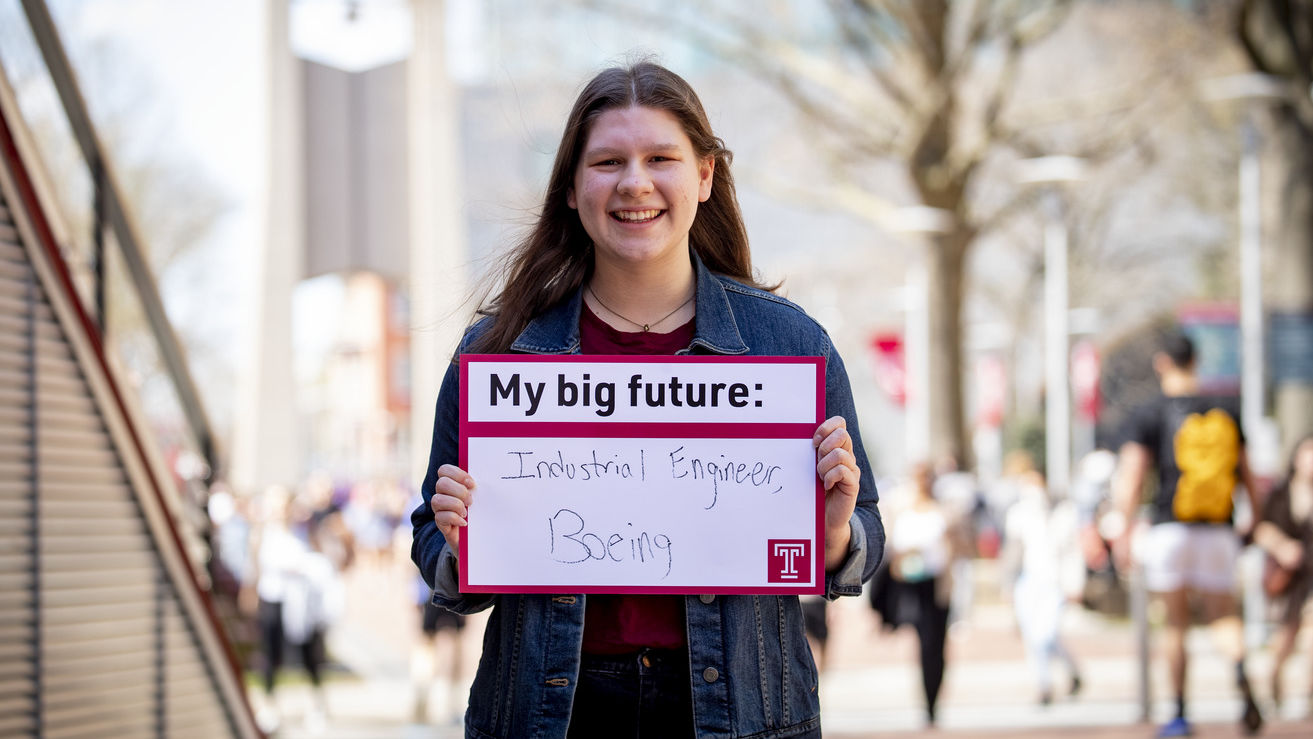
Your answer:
[1071,448,1127,616]
[800,594,831,672]
[1112,330,1263,737]
[279,507,344,733]
[411,574,467,725]
[1253,434,1313,713]
[410,61,883,738]
[870,462,966,727]
[1002,467,1084,707]
[245,486,304,732]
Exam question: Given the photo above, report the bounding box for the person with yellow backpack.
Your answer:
[1112,330,1264,737]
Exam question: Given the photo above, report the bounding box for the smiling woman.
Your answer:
[410,61,885,739]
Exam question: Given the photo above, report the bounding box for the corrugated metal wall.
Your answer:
[0,186,243,738]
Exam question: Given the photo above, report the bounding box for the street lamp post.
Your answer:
[1042,191,1070,495]
[1199,72,1286,653]
[1016,156,1086,497]
[893,206,955,467]
[1199,73,1284,457]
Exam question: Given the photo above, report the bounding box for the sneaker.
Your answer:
[255,704,281,734]
[1156,716,1193,738]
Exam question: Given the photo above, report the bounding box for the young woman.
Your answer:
[1254,435,1313,711]
[869,462,966,726]
[410,61,884,738]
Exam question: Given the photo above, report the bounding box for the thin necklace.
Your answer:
[586,284,694,332]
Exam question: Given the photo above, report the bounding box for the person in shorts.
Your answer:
[412,575,466,724]
[1112,330,1263,737]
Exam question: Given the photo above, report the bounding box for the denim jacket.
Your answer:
[411,252,884,739]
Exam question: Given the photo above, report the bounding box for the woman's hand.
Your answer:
[814,416,860,571]
[431,464,476,553]
[1274,537,1305,571]
[1255,520,1305,571]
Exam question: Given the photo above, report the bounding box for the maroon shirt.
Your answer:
[578,300,694,654]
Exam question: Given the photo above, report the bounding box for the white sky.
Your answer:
[61,0,265,364]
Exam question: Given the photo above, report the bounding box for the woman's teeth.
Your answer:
[612,209,662,223]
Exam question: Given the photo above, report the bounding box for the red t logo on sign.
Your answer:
[767,539,810,583]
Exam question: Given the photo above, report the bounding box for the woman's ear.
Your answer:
[567,187,577,210]
[698,157,715,203]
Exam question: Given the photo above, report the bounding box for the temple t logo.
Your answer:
[767,540,810,583]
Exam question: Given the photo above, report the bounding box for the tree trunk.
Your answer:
[925,228,971,469]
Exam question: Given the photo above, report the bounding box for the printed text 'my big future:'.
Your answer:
[490,373,764,417]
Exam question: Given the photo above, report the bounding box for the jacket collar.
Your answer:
[509,250,750,356]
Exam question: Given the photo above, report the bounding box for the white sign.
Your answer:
[459,355,824,594]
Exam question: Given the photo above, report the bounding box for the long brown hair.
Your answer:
[468,61,770,354]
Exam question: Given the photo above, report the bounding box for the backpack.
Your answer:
[1169,406,1240,524]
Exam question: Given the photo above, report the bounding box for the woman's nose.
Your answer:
[617,164,653,197]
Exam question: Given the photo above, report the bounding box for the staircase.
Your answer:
[0,7,257,738]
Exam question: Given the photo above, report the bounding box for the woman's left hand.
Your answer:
[814,415,860,570]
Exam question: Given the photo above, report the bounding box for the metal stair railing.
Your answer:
[0,57,261,739]
[0,2,260,736]
[15,0,221,482]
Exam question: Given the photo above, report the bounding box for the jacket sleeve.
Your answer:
[409,353,496,615]
[820,343,885,600]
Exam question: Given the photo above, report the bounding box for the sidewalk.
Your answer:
[262,556,1313,738]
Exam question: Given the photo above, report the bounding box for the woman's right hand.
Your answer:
[431,464,476,552]
[1274,537,1305,571]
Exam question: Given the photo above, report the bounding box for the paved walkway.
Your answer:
[258,555,1313,738]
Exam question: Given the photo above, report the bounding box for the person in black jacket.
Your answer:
[1112,331,1263,737]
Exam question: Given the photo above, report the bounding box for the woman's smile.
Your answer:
[611,208,664,223]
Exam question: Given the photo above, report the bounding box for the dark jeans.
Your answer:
[907,579,950,722]
[258,599,323,694]
[567,648,695,739]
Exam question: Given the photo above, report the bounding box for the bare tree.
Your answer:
[577,0,1241,468]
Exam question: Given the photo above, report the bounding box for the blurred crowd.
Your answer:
[204,472,416,733]
[195,436,1313,735]
[842,448,1120,726]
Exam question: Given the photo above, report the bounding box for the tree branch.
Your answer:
[883,0,946,78]
[576,0,905,155]
[825,0,917,114]
[742,161,902,230]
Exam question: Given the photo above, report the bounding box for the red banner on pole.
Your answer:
[869,333,906,407]
[1071,339,1100,422]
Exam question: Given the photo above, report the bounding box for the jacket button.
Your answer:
[702,667,719,683]
[699,594,715,604]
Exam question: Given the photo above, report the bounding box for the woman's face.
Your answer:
[568,105,714,274]
[1294,439,1313,483]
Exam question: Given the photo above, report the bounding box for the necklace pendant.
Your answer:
[642,324,650,332]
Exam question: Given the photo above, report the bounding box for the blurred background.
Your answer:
[1,0,1311,737]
